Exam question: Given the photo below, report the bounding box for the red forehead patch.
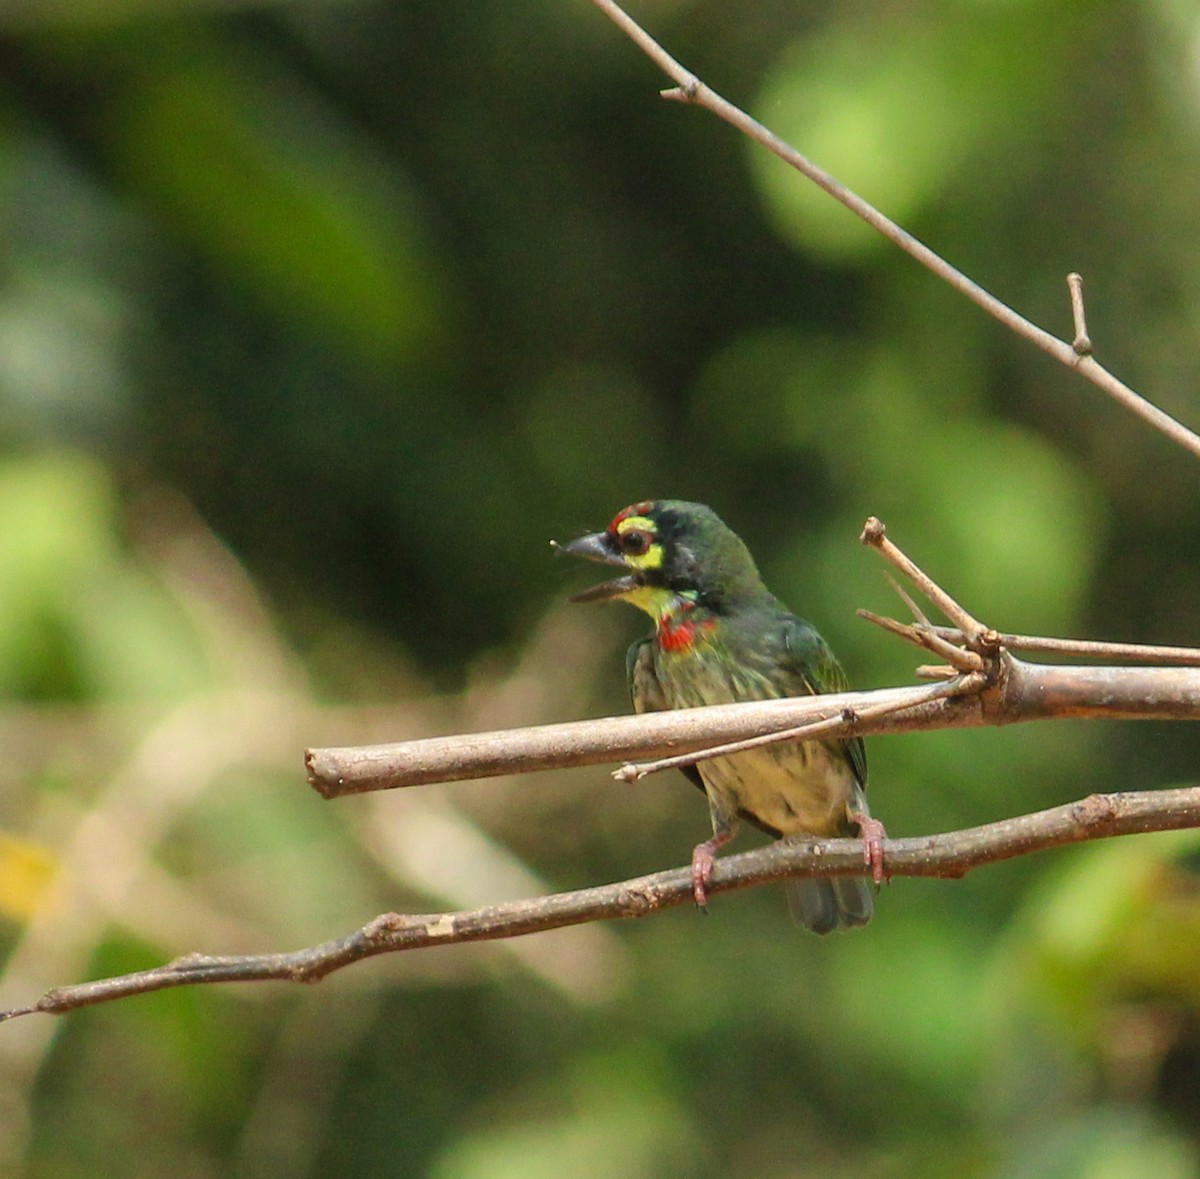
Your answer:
[608,501,655,534]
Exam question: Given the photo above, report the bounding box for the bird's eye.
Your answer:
[619,529,652,556]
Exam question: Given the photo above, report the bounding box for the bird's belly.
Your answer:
[699,743,854,837]
[654,650,854,837]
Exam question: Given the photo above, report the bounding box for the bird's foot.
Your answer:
[690,832,733,909]
[851,811,888,886]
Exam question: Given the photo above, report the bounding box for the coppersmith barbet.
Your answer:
[558,499,882,933]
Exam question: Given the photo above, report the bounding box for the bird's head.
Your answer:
[555,499,769,619]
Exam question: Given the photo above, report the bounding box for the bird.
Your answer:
[556,499,883,933]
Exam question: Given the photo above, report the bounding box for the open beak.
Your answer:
[553,531,641,603]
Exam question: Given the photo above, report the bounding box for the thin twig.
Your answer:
[884,575,987,671]
[856,608,927,646]
[585,0,1200,462]
[862,615,1200,667]
[5,785,1200,1023]
[885,573,931,626]
[915,664,958,680]
[930,627,1200,666]
[859,608,983,670]
[860,518,992,643]
[614,672,986,782]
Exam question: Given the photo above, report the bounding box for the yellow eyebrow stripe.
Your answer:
[615,515,663,570]
[616,515,654,533]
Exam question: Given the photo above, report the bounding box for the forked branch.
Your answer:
[7,10,1200,1028]
[586,0,1200,460]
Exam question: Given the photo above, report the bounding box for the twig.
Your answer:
[856,607,927,647]
[585,0,1200,462]
[859,605,963,659]
[858,609,984,672]
[929,627,1200,666]
[886,576,988,671]
[860,518,993,645]
[5,785,1200,1023]
[861,615,1200,668]
[614,672,986,782]
[884,574,931,627]
[915,664,958,680]
[1068,272,1092,355]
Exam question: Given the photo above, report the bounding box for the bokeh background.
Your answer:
[2,0,1200,1175]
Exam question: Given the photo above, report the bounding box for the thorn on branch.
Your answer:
[885,573,929,626]
[1068,272,1093,356]
[660,78,700,103]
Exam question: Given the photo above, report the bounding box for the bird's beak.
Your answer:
[552,531,641,603]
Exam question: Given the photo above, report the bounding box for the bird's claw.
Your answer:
[690,832,733,910]
[691,844,714,910]
[852,811,888,885]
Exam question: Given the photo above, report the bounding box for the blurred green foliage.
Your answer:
[1,0,1200,1176]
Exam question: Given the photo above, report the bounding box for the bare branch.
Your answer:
[5,785,1200,1023]
[585,0,1200,461]
[305,682,979,795]
[859,607,983,671]
[915,664,959,680]
[307,661,1200,797]
[858,607,1200,675]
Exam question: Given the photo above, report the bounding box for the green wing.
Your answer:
[782,617,868,791]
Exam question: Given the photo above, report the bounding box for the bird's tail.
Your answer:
[786,876,873,934]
